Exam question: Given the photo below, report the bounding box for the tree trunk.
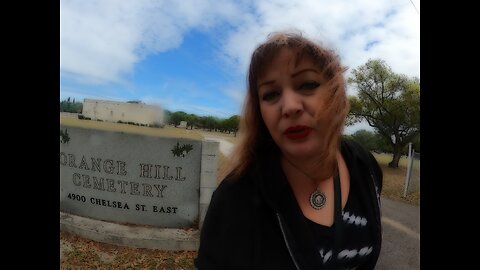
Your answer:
[388,143,403,168]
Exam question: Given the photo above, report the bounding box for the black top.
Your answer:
[306,168,374,269]
[194,139,383,270]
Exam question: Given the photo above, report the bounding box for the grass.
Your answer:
[372,153,420,206]
[60,117,420,268]
[195,129,239,144]
[60,117,203,141]
[61,231,196,270]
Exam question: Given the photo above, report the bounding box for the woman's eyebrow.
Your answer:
[291,68,319,78]
[258,68,319,88]
[258,80,275,89]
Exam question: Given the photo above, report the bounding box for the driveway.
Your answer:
[376,197,420,269]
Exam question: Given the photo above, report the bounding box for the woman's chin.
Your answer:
[283,145,317,160]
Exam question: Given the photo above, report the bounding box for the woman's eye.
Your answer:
[299,81,320,91]
[261,91,279,101]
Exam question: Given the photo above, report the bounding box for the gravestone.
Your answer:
[178,121,187,128]
[60,125,218,228]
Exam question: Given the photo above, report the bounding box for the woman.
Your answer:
[194,32,383,270]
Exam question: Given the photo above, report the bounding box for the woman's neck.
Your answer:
[281,151,339,185]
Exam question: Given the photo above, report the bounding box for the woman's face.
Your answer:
[258,48,331,160]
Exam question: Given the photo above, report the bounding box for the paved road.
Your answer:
[376,197,420,270]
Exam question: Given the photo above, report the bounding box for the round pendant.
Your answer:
[309,190,326,210]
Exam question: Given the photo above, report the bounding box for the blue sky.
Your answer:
[60,0,420,134]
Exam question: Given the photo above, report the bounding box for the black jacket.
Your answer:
[195,139,383,270]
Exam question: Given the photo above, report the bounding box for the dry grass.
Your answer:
[60,117,203,141]
[194,129,239,144]
[60,118,419,268]
[372,153,420,206]
[60,231,196,270]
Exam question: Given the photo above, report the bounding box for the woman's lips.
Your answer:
[283,125,312,140]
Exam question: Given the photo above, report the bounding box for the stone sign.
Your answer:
[60,125,215,228]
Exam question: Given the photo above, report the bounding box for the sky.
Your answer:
[60,0,420,134]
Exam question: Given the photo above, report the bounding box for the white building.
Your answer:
[82,99,164,126]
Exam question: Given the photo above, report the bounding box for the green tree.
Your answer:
[60,97,83,113]
[170,111,188,127]
[350,129,377,151]
[348,59,420,168]
[185,114,198,129]
[203,116,218,131]
[224,115,240,136]
[411,134,420,153]
[373,132,393,153]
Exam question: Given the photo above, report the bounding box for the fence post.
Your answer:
[403,142,414,198]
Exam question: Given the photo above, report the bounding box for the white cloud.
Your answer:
[61,0,420,104]
[221,0,420,80]
[60,0,247,85]
[224,88,245,104]
[61,0,143,84]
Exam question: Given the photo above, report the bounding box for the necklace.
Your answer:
[283,157,335,210]
[309,189,327,209]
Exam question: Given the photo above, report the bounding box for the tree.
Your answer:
[60,97,83,113]
[185,114,198,129]
[373,132,393,153]
[203,116,218,131]
[224,115,240,136]
[350,129,377,151]
[169,111,188,127]
[348,59,420,168]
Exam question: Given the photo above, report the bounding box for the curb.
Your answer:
[60,212,200,251]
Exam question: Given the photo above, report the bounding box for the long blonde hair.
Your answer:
[221,32,349,181]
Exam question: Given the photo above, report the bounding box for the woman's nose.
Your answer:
[281,90,303,118]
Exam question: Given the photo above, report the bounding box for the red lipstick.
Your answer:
[283,125,312,140]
